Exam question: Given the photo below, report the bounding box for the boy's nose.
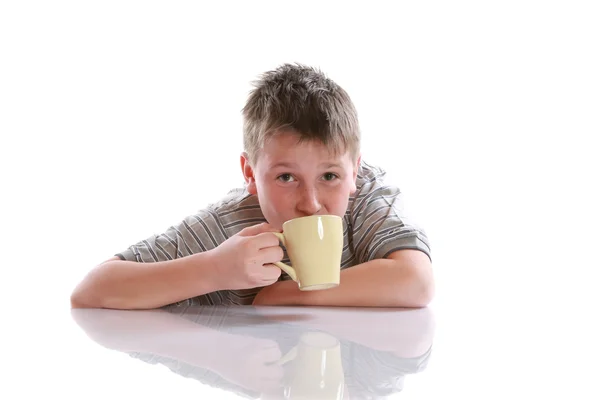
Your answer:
[296,186,322,216]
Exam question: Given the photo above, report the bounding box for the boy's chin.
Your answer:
[262,216,285,230]
[268,216,296,229]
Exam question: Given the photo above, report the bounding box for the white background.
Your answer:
[1,1,599,398]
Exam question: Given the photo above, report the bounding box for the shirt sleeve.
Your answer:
[350,183,431,264]
[116,209,228,262]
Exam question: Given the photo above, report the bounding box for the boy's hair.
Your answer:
[242,63,361,165]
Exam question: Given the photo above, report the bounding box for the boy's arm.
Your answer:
[70,223,284,310]
[70,252,221,310]
[252,249,434,308]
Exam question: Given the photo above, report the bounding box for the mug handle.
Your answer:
[271,232,298,282]
[274,346,298,366]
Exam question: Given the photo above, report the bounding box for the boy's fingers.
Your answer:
[258,246,284,264]
[238,223,281,237]
[261,264,282,281]
[253,232,283,250]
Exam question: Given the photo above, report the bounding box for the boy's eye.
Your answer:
[277,173,295,183]
[323,172,338,181]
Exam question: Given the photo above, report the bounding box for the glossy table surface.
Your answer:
[68,305,434,399]
[7,292,590,400]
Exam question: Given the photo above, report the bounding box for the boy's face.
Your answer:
[241,131,360,229]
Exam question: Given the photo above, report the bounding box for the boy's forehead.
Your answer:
[259,134,353,167]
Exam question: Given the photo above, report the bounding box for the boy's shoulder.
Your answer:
[355,160,390,192]
[206,187,255,208]
[203,187,265,224]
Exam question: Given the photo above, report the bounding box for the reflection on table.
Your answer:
[72,304,435,399]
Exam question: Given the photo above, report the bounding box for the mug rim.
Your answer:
[282,214,342,228]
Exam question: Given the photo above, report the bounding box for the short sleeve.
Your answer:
[350,184,431,264]
[116,209,228,262]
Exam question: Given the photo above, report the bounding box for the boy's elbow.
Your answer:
[70,287,93,308]
[396,284,433,308]
[395,260,435,308]
[70,259,119,309]
[70,282,103,309]
[408,265,435,307]
[409,279,435,308]
[388,250,435,308]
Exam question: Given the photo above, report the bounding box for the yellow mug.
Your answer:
[271,215,343,291]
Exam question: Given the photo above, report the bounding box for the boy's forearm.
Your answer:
[253,250,434,308]
[70,251,221,310]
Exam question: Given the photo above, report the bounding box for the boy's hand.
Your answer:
[211,223,284,290]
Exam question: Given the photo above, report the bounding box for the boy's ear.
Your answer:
[350,154,362,194]
[354,154,362,179]
[240,152,257,195]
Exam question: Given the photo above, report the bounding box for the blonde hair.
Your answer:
[242,63,361,165]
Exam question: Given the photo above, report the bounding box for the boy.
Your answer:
[70,63,434,310]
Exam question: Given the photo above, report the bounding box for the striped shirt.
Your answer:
[116,161,431,306]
